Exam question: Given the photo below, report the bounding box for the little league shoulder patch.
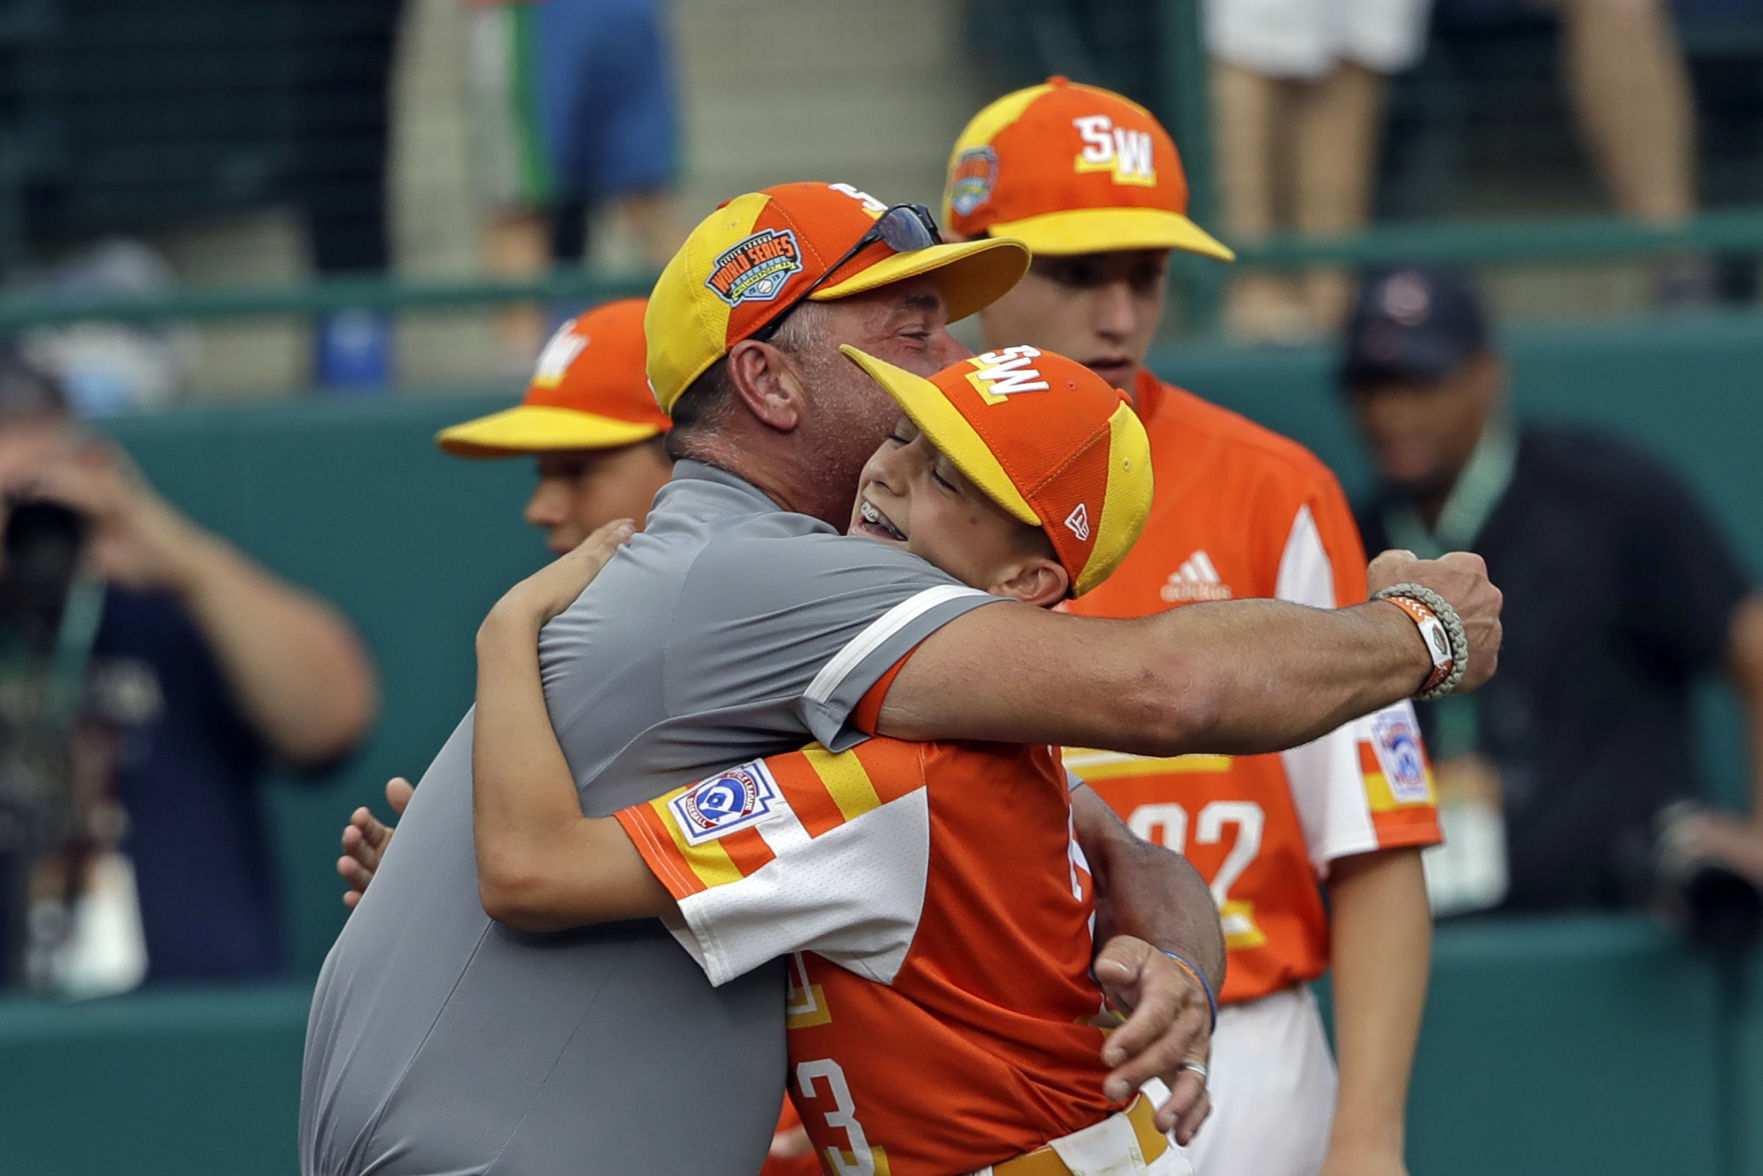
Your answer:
[704,229,803,306]
[948,146,998,216]
[1371,712,1432,804]
[670,760,783,846]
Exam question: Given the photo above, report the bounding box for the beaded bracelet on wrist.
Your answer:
[1373,582,1470,701]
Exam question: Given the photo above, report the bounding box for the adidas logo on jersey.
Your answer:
[1161,550,1233,603]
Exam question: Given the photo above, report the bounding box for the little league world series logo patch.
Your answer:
[670,760,782,846]
[704,229,803,306]
[948,146,998,216]
[1372,712,1432,804]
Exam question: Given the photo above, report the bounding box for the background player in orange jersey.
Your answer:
[943,79,1440,1176]
[466,344,1213,1176]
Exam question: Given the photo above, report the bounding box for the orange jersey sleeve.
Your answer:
[1065,375,1440,1002]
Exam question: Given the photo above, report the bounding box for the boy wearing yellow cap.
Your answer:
[466,345,1202,1176]
[434,297,675,557]
[945,78,1439,1176]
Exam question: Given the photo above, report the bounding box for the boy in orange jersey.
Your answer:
[943,79,1441,1176]
[467,345,1217,1176]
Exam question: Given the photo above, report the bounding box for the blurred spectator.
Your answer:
[1206,0,1432,340]
[467,0,685,370]
[293,0,406,390]
[1339,264,1763,920]
[20,239,197,417]
[0,348,378,988]
[1435,0,1705,303]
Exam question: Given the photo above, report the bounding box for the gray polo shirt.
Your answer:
[300,461,1000,1176]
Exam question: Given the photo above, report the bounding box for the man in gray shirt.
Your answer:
[302,183,1501,1176]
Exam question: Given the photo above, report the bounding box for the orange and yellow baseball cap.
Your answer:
[840,343,1151,595]
[436,298,670,457]
[943,77,1234,261]
[645,181,1029,415]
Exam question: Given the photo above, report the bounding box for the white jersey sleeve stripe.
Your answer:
[1273,504,1332,607]
[1273,504,1380,872]
[804,584,991,706]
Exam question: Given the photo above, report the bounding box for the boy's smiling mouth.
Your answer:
[856,497,907,542]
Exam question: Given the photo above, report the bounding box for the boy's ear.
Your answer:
[726,340,807,432]
[990,558,1070,609]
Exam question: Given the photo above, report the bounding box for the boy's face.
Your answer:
[848,415,1062,602]
[523,442,674,555]
[976,249,1169,392]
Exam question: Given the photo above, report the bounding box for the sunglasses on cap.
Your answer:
[752,202,943,343]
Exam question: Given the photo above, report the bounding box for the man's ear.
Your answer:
[726,340,806,433]
[989,557,1070,608]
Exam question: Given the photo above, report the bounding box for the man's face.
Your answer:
[781,276,973,513]
[523,441,675,555]
[1346,353,1502,500]
[849,414,1038,595]
[977,250,1169,391]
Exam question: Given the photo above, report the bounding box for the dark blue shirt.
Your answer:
[1359,425,1752,910]
[93,588,282,980]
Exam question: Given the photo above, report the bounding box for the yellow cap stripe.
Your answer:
[645,193,767,414]
[800,745,884,823]
[1075,400,1154,595]
[647,792,743,889]
[943,82,1055,219]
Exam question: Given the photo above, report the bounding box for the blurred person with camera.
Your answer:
[1342,264,1763,933]
[0,348,378,987]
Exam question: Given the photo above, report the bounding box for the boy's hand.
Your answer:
[339,776,413,908]
[484,519,635,638]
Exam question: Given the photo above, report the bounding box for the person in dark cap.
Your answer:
[0,346,378,986]
[1340,264,1763,922]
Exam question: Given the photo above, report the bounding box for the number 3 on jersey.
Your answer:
[1129,799,1268,950]
[797,1058,890,1176]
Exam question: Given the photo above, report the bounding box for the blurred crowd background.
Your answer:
[5,0,1763,400]
[4,0,1763,1173]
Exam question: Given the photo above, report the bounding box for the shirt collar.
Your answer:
[1382,417,1519,557]
[671,458,784,509]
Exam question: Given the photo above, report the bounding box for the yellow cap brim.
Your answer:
[814,236,1030,322]
[436,405,665,458]
[839,345,1039,526]
[987,207,1235,261]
